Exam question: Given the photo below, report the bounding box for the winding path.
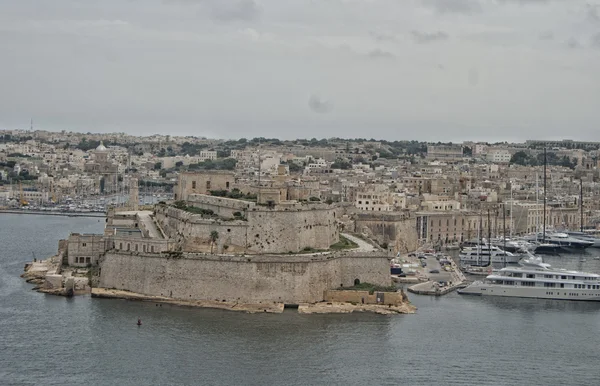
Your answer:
[341,233,378,252]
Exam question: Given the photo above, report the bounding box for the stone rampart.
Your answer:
[187,194,255,218]
[98,252,390,304]
[154,204,341,254]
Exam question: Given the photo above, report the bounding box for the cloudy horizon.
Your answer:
[1,0,599,142]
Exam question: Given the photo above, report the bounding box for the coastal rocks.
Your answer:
[21,261,51,285]
[91,288,285,313]
[298,302,416,315]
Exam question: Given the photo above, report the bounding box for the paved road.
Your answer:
[341,233,378,252]
[423,255,453,283]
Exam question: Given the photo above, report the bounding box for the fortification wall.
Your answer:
[154,204,341,254]
[245,207,340,252]
[98,253,390,304]
[187,194,255,218]
[355,213,418,253]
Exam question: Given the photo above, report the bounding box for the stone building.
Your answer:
[511,202,585,234]
[355,212,418,253]
[426,145,463,162]
[175,171,235,201]
[66,234,108,267]
[415,211,505,244]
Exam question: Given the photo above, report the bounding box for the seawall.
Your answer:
[98,252,390,304]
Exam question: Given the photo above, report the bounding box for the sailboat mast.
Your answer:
[580,178,583,233]
[510,183,513,238]
[543,148,547,242]
[535,173,539,240]
[503,204,506,250]
[478,210,482,266]
[503,203,507,266]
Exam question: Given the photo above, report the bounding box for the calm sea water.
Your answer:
[2,214,600,386]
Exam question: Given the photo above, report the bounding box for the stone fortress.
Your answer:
[44,171,396,307]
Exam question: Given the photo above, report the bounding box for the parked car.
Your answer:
[429,269,440,274]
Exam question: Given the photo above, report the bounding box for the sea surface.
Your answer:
[2,214,600,386]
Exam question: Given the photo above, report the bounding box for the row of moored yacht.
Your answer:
[459,231,600,267]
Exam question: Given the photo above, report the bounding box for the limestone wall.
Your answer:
[154,204,341,254]
[98,253,391,304]
[187,194,255,218]
[355,212,418,253]
[175,171,235,201]
[112,237,175,254]
[67,234,107,267]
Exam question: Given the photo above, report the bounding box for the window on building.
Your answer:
[206,181,211,190]
[192,181,196,189]
[226,182,230,189]
[82,243,86,247]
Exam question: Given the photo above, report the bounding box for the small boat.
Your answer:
[593,257,600,260]
[580,259,587,262]
[137,318,142,326]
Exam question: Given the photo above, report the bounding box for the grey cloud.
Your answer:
[567,37,580,48]
[211,0,261,21]
[165,0,261,21]
[411,30,449,44]
[587,4,600,24]
[539,31,554,40]
[308,95,333,114]
[368,49,395,59]
[592,33,600,48]
[369,31,397,42]
[496,0,552,4]
[421,0,482,14]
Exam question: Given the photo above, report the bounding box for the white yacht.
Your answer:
[459,245,521,266]
[458,255,600,301]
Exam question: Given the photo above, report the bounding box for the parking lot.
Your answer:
[421,254,454,284]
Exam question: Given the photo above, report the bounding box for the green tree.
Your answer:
[210,231,219,254]
[509,151,529,166]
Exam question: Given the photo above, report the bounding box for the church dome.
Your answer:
[96,141,107,152]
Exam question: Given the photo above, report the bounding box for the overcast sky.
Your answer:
[1,0,599,142]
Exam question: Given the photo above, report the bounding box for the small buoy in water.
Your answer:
[137,318,142,326]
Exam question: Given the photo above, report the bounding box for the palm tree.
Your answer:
[210,231,219,254]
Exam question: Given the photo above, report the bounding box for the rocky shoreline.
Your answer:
[91,288,416,315]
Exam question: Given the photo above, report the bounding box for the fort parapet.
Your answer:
[155,196,341,254]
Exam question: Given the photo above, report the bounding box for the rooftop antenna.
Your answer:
[30,118,33,131]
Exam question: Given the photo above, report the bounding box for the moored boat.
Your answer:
[458,255,600,301]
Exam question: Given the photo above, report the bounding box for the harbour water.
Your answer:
[2,214,600,386]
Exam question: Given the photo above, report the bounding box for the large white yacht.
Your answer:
[458,255,600,301]
[459,244,521,266]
